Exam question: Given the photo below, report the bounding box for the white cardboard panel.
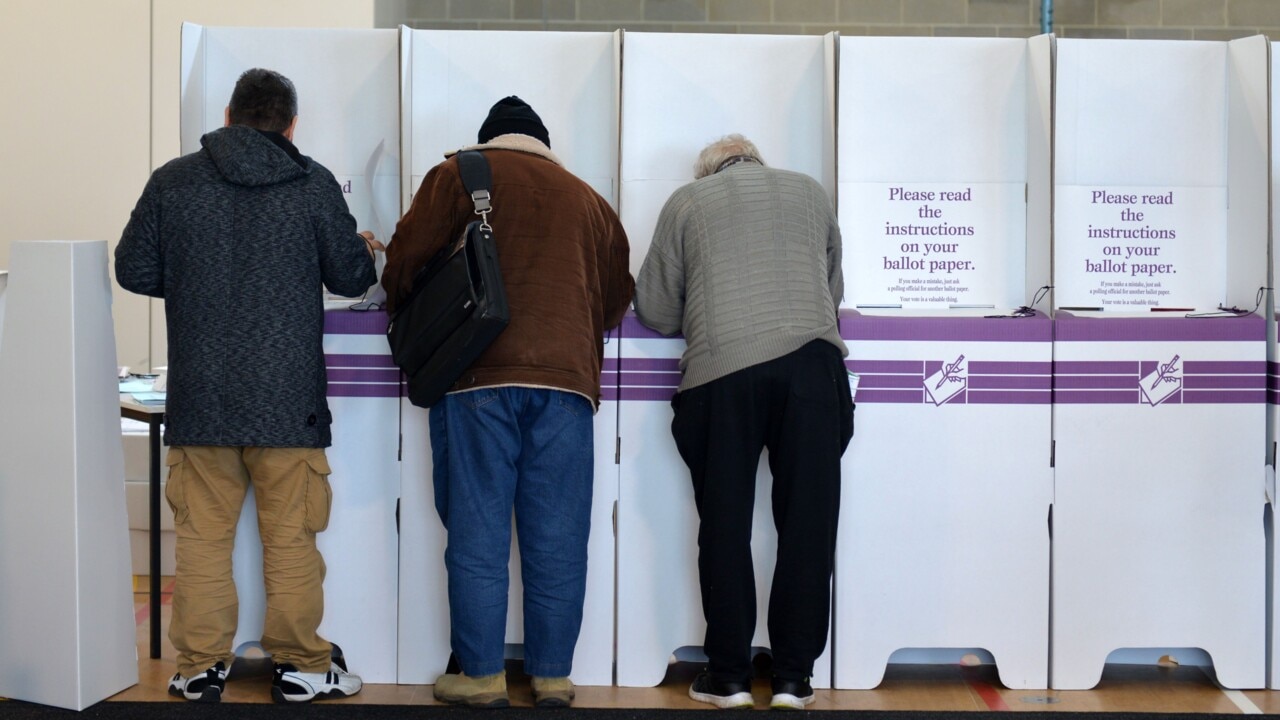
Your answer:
[833,331,1051,689]
[402,29,618,207]
[1052,337,1265,689]
[620,32,834,275]
[180,26,400,301]
[838,37,1043,311]
[1055,40,1227,188]
[1224,36,1269,312]
[1053,39,1254,311]
[0,241,136,710]
[179,26,402,681]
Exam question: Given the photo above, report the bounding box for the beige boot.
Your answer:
[433,672,509,708]
[531,676,575,707]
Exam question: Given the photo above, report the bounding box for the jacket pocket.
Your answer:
[303,450,334,534]
[164,447,189,526]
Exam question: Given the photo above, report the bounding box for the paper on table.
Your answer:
[118,379,154,394]
[130,392,167,405]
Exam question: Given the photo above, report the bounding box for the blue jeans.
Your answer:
[429,387,594,677]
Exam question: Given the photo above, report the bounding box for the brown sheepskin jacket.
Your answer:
[382,134,633,407]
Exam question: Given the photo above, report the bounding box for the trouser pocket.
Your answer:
[164,447,190,525]
[302,450,333,534]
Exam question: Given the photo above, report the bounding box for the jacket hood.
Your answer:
[201,126,309,187]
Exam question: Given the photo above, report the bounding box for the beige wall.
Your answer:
[0,1,374,371]
[388,0,1279,40]
[0,1,152,367]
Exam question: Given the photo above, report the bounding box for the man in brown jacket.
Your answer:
[383,96,633,708]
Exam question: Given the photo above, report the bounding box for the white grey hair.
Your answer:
[693,134,765,179]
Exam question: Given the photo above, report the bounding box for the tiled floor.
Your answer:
[105,576,1272,712]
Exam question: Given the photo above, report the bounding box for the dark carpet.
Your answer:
[0,704,1263,720]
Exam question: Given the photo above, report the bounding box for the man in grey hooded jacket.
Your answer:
[116,68,378,704]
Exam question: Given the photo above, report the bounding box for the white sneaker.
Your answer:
[272,660,363,703]
[168,661,227,703]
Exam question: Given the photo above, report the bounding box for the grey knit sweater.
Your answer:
[115,126,375,447]
[635,161,846,392]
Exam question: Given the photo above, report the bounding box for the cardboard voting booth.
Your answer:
[180,25,402,682]
[0,241,137,710]
[617,31,837,688]
[1268,40,1280,692]
[395,28,621,686]
[1052,37,1269,690]
[833,36,1053,690]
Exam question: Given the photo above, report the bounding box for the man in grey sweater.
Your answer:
[635,134,854,710]
[116,68,378,704]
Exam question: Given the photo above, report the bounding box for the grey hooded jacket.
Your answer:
[116,126,375,448]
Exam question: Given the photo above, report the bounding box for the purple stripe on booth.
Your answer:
[968,361,1052,375]
[621,315,679,340]
[967,390,1051,404]
[603,358,621,372]
[1182,390,1267,404]
[601,371,619,385]
[1054,375,1137,390]
[1270,390,1280,405]
[839,311,1052,343]
[619,357,682,371]
[860,374,924,389]
[618,386,677,402]
[1053,390,1142,404]
[1054,361,1141,374]
[858,389,925,403]
[1054,312,1265,342]
[1270,361,1280,374]
[847,360,924,374]
[326,368,402,383]
[620,372,682,387]
[328,383,401,398]
[968,375,1051,390]
[601,386,620,402]
[1270,376,1280,391]
[325,353,396,368]
[323,310,390,335]
[1184,360,1267,374]
[1182,375,1265,390]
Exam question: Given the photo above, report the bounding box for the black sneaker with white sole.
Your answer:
[770,677,815,710]
[168,661,227,703]
[272,660,363,703]
[688,672,754,709]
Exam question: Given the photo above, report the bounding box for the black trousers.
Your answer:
[671,340,854,685]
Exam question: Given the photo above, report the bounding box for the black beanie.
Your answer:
[477,96,550,148]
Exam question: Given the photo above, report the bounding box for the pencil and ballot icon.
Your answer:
[1139,354,1182,406]
[923,354,967,406]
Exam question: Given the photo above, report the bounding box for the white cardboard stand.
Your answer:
[395,28,621,686]
[833,36,1053,690]
[0,241,137,710]
[1268,40,1280,692]
[617,31,836,688]
[1052,37,1270,690]
[180,25,402,682]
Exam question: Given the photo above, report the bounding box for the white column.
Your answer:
[0,240,137,710]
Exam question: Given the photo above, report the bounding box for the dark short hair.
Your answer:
[228,68,298,133]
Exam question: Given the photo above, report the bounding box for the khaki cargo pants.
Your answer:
[165,446,335,678]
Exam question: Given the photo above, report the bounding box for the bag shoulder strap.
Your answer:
[456,151,492,226]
